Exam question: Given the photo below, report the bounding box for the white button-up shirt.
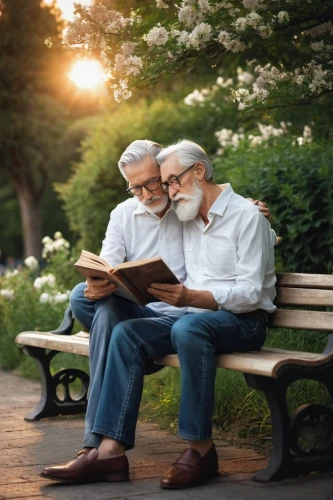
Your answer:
[183,184,277,314]
[100,197,187,316]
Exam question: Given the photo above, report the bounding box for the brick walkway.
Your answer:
[0,370,332,500]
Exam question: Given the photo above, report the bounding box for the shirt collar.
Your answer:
[134,199,148,215]
[208,183,234,217]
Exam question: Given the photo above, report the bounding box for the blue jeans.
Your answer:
[70,282,162,448]
[90,309,266,450]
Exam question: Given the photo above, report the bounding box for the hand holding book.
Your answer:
[74,250,180,306]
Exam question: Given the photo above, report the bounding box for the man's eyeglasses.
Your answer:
[161,163,196,193]
[126,177,162,197]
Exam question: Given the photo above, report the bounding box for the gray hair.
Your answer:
[118,140,162,180]
[156,140,214,181]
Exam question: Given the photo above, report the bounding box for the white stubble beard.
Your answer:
[172,180,203,222]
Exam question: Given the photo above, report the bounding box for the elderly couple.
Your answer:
[42,139,276,489]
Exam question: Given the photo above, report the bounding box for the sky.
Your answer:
[44,0,92,21]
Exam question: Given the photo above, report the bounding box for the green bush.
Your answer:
[214,139,333,273]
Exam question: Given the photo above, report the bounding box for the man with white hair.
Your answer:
[41,139,274,487]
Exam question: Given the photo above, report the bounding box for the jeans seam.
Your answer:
[114,328,173,441]
[198,340,207,438]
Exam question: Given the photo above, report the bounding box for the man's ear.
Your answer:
[194,162,206,181]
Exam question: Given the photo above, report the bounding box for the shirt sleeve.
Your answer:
[99,207,126,267]
[210,212,275,313]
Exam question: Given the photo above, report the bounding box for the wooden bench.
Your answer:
[15,272,333,482]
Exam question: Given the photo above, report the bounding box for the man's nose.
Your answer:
[141,187,153,199]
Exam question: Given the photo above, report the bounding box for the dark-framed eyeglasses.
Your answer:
[161,163,196,193]
[126,176,162,197]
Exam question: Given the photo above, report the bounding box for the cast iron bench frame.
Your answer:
[15,272,333,482]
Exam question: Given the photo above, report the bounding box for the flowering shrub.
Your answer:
[57,0,333,108]
[0,232,81,370]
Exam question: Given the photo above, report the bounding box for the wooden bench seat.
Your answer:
[15,272,333,482]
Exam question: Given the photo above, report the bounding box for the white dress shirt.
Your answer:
[183,184,277,314]
[100,197,187,316]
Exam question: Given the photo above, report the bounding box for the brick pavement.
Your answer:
[0,370,332,500]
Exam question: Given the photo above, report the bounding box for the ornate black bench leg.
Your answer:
[22,345,89,421]
[245,363,333,482]
[245,374,293,481]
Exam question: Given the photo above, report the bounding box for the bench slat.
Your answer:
[275,287,333,306]
[16,331,89,356]
[276,273,333,289]
[155,349,333,378]
[269,309,333,331]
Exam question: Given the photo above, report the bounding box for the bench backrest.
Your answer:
[269,273,333,332]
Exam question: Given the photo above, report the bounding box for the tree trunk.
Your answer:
[15,184,42,259]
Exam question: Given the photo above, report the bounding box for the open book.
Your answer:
[74,250,180,305]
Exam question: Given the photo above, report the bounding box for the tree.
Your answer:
[62,0,333,108]
[0,0,68,258]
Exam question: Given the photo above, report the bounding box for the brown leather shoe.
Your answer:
[41,449,129,484]
[160,444,219,489]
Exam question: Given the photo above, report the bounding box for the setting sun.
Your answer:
[68,60,105,89]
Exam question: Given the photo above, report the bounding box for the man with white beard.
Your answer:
[41,139,274,488]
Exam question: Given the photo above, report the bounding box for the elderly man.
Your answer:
[42,140,274,487]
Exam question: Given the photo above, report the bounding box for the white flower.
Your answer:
[113,80,132,102]
[0,289,14,300]
[156,0,169,8]
[184,89,206,106]
[39,292,51,304]
[53,292,70,304]
[277,11,290,24]
[42,236,52,244]
[188,23,212,48]
[258,25,273,39]
[178,5,203,28]
[311,41,324,52]
[54,231,63,240]
[143,26,169,47]
[121,42,137,57]
[34,274,56,289]
[5,269,18,278]
[125,55,143,76]
[217,30,231,44]
[24,256,39,271]
[237,67,254,85]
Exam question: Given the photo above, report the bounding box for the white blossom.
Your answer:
[34,274,56,289]
[178,5,203,28]
[242,0,267,10]
[311,41,324,52]
[0,289,14,300]
[188,22,212,48]
[156,0,169,8]
[258,25,272,39]
[113,80,132,102]
[53,291,71,304]
[217,30,231,44]
[5,269,19,278]
[125,56,143,76]
[24,256,39,271]
[143,26,169,47]
[277,11,290,24]
[40,292,51,304]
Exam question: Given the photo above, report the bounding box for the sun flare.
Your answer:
[68,60,105,89]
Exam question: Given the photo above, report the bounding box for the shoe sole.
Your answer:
[40,471,130,484]
[160,471,219,490]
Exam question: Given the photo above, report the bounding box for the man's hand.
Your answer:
[148,283,218,310]
[84,277,117,301]
[148,283,192,307]
[248,198,272,221]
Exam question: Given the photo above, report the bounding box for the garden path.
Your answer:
[0,370,332,500]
